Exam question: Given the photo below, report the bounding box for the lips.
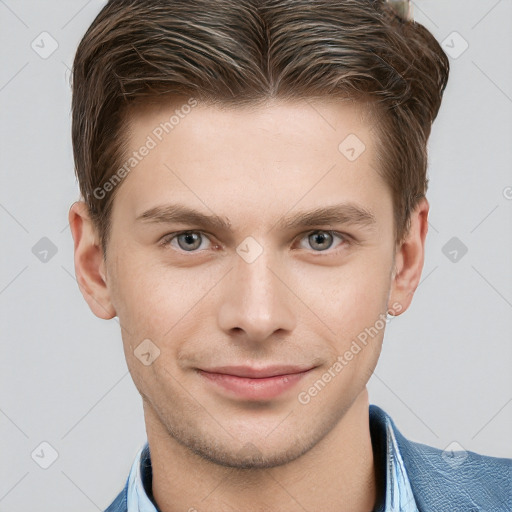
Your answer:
[197,364,316,400]
[200,365,314,378]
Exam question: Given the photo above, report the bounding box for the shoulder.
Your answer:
[400,436,512,511]
[103,480,128,512]
[371,404,512,511]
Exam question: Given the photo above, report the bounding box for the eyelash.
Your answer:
[159,230,352,255]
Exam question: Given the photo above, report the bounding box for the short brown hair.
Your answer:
[71,0,449,258]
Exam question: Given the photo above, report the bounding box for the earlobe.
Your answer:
[68,201,116,320]
[387,198,429,315]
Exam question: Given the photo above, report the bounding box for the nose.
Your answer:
[217,246,296,344]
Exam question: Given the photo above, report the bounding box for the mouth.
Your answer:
[196,365,316,401]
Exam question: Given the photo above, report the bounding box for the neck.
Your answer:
[145,389,378,512]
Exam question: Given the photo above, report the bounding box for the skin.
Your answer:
[69,96,428,512]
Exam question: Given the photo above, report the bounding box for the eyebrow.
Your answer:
[135,202,377,233]
[136,204,232,232]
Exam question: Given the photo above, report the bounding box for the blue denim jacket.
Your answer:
[105,404,512,511]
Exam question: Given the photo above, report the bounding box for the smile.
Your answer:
[197,365,316,401]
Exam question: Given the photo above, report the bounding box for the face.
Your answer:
[72,96,423,469]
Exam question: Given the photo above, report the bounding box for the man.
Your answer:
[68,0,512,510]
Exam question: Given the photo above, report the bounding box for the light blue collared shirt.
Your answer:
[125,406,419,512]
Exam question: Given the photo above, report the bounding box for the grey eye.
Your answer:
[307,231,334,251]
[176,232,203,251]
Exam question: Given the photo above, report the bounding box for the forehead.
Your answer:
[112,96,389,228]
[126,95,377,153]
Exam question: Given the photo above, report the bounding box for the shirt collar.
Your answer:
[126,442,159,512]
[377,408,419,512]
[126,404,419,512]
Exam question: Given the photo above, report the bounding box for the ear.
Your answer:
[68,201,116,319]
[387,197,429,315]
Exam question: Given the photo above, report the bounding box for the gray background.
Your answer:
[1,0,511,510]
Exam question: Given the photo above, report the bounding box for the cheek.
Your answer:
[110,253,219,358]
[110,237,393,342]
[107,256,171,353]
[311,266,389,388]
[320,257,392,328]
[109,260,191,397]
